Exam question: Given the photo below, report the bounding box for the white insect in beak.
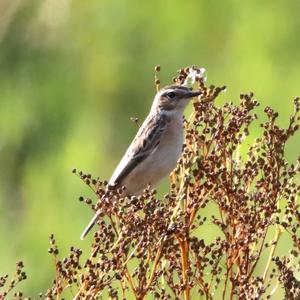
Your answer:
[183,67,206,88]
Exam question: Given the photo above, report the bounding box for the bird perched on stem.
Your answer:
[81,85,201,239]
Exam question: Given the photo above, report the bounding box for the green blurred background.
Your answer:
[0,0,300,297]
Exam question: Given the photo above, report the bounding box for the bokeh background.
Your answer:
[1,0,300,297]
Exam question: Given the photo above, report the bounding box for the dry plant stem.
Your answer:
[123,239,143,265]
[120,279,126,299]
[144,242,164,290]
[193,263,213,300]
[53,256,60,300]
[188,207,196,227]
[179,239,190,300]
[0,271,20,300]
[73,283,85,300]
[107,210,139,299]
[207,257,222,294]
[181,186,192,299]
[137,245,164,300]
[32,69,300,300]
[124,269,138,299]
[262,225,283,281]
[108,214,119,235]
[142,188,187,298]
[74,272,105,300]
[222,263,230,300]
[110,221,139,299]
[154,71,160,92]
[139,196,184,298]
[247,226,269,280]
[269,253,294,296]
[229,279,234,300]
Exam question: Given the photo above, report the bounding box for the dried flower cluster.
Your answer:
[0,261,27,300]
[1,67,299,300]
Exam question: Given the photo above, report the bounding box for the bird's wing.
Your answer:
[81,114,168,240]
[109,113,169,187]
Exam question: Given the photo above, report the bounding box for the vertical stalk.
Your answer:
[179,238,190,300]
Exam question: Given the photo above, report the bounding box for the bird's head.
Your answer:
[151,85,201,114]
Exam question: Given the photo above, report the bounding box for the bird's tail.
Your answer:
[80,211,100,240]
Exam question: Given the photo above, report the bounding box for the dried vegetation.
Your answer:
[1,67,300,300]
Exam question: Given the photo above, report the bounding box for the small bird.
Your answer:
[81,85,200,239]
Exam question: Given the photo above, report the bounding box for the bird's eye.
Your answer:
[167,92,176,98]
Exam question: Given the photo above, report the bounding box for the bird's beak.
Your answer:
[183,90,201,99]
